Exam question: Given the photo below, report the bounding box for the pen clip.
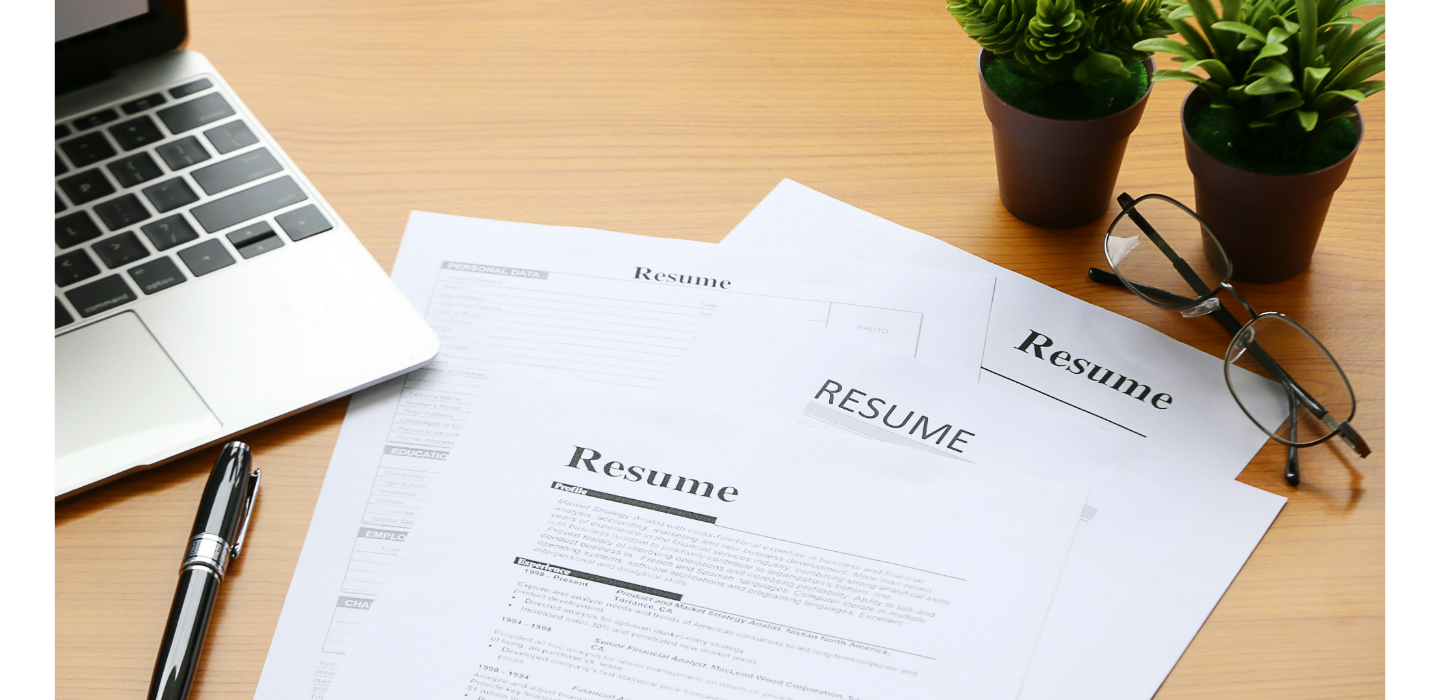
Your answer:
[231,467,261,560]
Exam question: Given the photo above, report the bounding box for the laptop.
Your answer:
[55,0,439,497]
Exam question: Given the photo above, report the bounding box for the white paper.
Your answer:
[663,321,1286,699]
[722,180,1281,480]
[255,212,998,700]
[326,372,1089,700]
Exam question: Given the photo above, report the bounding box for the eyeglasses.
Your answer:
[1088,193,1371,485]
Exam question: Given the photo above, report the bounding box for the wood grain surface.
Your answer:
[55,1,1384,698]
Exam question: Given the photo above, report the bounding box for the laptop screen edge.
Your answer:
[56,0,188,95]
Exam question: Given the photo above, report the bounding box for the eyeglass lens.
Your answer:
[1105,197,1229,308]
[1224,314,1356,447]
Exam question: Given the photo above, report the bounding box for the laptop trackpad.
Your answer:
[57,312,221,490]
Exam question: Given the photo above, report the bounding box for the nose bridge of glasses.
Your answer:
[1219,281,1258,319]
[1227,326,1255,363]
[1181,297,1221,318]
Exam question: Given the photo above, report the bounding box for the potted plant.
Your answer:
[1137,0,1385,283]
[948,0,1172,228]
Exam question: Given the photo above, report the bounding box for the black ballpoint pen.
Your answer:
[147,441,261,700]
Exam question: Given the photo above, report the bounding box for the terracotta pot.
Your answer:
[978,50,1154,229]
[1182,87,1364,284]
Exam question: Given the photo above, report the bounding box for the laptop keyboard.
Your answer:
[55,76,334,329]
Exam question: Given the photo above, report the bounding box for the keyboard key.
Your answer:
[92,232,150,269]
[56,153,68,175]
[94,194,151,231]
[59,132,116,167]
[192,176,307,233]
[193,148,281,195]
[56,193,66,213]
[142,177,200,213]
[275,204,333,242]
[158,93,235,134]
[169,78,213,98]
[73,108,120,131]
[121,93,167,114]
[128,257,187,295]
[56,298,74,328]
[226,222,285,259]
[157,136,212,170]
[177,239,235,277]
[204,121,258,154]
[58,168,116,205]
[64,274,137,317]
[141,215,199,251]
[56,123,72,140]
[56,211,104,248]
[107,152,164,187]
[56,250,101,287]
[108,116,165,151]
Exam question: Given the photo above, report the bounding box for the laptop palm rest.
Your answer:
[56,311,221,490]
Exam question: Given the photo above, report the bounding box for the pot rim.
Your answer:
[1181,85,1365,180]
[976,49,1156,125]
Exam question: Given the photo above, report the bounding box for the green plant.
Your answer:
[1138,0,1385,167]
[947,0,1172,84]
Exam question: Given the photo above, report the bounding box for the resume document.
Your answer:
[254,213,999,699]
[325,373,1089,700]
[714,182,1290,699]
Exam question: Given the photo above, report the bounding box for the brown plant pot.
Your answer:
[978,50,1154,229]
[1182,87,1364,284]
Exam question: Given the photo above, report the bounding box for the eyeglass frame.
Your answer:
[1093,192,1371,484]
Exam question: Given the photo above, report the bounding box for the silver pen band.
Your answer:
[182,533,231,578]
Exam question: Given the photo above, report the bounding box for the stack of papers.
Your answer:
[253,180,1285,700]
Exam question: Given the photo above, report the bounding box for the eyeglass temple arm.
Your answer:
[1286,391,1302,486]
[1117,193,1216,297]
[1088,267,1371,458]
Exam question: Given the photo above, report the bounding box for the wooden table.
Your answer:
[56,2,1384,698]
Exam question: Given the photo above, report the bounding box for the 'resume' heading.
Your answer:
[564,446,739,502]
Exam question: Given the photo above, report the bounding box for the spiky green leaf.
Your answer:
[1187,0,1226,55]
[1212,20,1266,41]
[1073,51,1133,84]
[1330,15,1386,72]
[1328,48,1386,91]
[1169,17,1214,59]
[1189,58,1237,85]
[1262,91,1305,118]
[1153,69,1207,84]
[1266,26,1294,45]
[1244,76,1293,94]
[1296,0,1318,69]
[1296,110,1319,131]
[1249,60,1294,83]
[1135,38,1199,59]
[1257,43,1289,59]
[1320,17,1366,29]
[1303,66,1331,95]
[1352,80,1385,96]
[1335,0,1387,14]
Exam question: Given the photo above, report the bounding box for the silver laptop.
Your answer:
[55,0,439,497]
